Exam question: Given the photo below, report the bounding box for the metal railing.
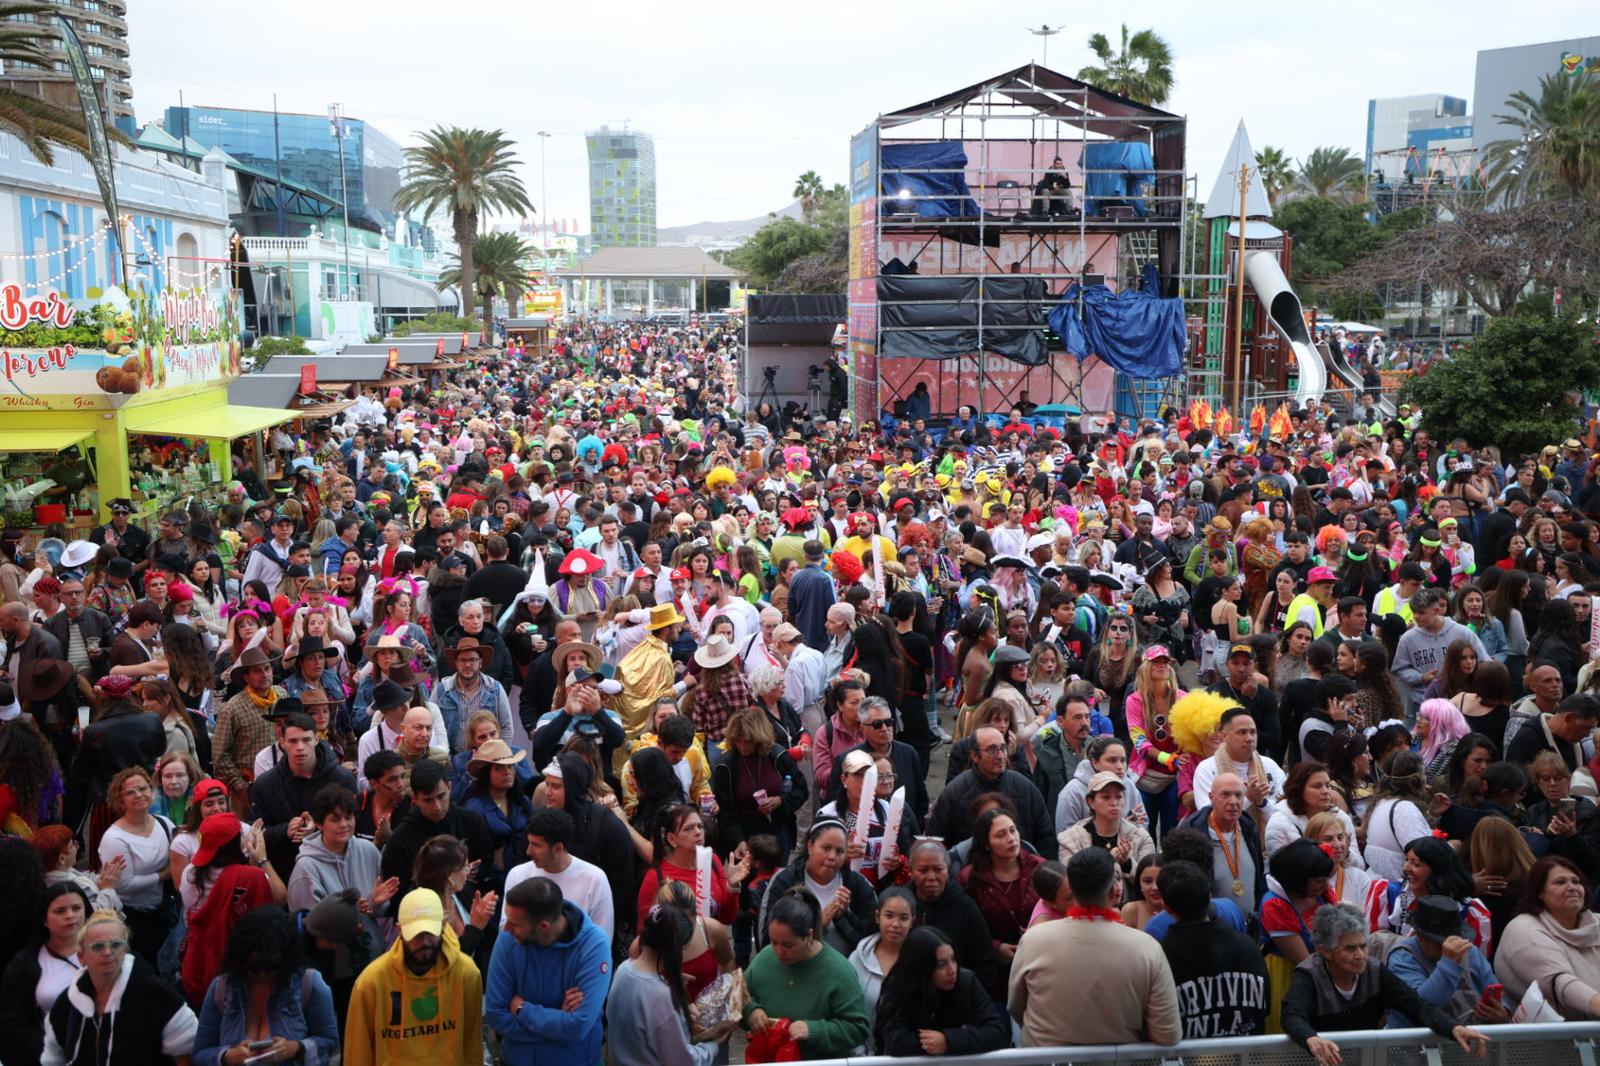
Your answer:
[808,1023,1600,1066]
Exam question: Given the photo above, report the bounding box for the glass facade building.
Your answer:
[586,126,656,247]
[161,105,404,234]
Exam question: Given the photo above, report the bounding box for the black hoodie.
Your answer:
[1160,917,1270,1038]
[249,740,359,878]
[379,798,494,898]
[557,752,636,938]
[915,877,996,992]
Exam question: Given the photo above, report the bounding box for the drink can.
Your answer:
[698,794,715,815]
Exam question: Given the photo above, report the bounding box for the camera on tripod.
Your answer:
[763,366,779,384]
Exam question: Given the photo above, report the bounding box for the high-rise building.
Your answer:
[1473,36,1600,153]
[586,125,656,247]
[0,0,134,134]
[1364,94,1469,176]
[161,105,404,235]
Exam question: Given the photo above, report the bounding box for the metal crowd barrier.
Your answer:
[807,1023,1600,1066]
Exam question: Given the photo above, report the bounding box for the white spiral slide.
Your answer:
[1244,251,1326,408]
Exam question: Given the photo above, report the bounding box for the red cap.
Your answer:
[669,567,691,582]
[190,812,241,867]
[191,777,230,803]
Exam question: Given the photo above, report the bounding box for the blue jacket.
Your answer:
[484,902,611,1066]
[1385,935,1496,1028]
[192,968,339,1066]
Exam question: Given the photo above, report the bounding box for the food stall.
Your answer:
[0,280,294,535]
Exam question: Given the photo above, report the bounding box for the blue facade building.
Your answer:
[161,106,403,234]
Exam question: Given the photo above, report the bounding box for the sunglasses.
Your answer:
[84,939,127,954]
[864,719,893,729]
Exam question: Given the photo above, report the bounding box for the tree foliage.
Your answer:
[250,335,311,356]
[1076,24,1175,105]
[1401,307,1600,457]
[0,3,129,165]
[728,182,849,292]
[438,231,535,332]
[1329,197,1600,317]
[391,311,478,338]
[395,127,533,334]
[1271,198,1427,316]
[1297,146,1365,199]
[1483,71,1600,205]
[1254,146,1294,206]
[793,171,824,222]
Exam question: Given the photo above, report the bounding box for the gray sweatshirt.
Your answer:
[604,960,718,1066]
[286,830,384,914]
[1392,618,1485,713]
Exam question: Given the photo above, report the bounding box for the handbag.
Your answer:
[1136,766,1176,793]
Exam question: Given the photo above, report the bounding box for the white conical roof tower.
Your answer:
[1204,120,1274,220]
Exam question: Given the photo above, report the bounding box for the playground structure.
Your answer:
[1193,122,1395,419]
[847,64,1190,427]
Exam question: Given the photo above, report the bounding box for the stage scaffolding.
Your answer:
[848,63,1189,427]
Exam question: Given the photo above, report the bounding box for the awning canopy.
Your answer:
[125,404,295,440]
[0,428,94,453]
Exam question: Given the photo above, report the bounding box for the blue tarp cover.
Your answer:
[1083,142,1154,216]
[880,141,980,218]
[1048,277,1185,380]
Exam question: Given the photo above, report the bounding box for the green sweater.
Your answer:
[743,944,870,1059]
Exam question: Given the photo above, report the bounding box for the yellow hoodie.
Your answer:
[344,925,484,1066]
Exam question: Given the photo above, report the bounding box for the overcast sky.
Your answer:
[128,1,1593,230]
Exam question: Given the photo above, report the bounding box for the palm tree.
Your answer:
[793,170,824,222]
[0,3,127,165]
[1297,146,1365,199]
[395,127,533,334]
[437,230,535,333]
[1484,72,1600,204]
[1076,25,1175,106]
[1254,146,1295,206]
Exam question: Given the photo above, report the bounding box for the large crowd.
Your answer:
[2,313,1599,1066]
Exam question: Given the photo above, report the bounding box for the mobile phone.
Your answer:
[1560,797,1578,817]
[1481,983,1504,1006]
[247,1040,274,1050]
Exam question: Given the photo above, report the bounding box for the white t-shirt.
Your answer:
[501,854,615,940]
[98,816,174,911]
[36,947,79,1015]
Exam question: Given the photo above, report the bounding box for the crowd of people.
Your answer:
[2,311,1599,1066]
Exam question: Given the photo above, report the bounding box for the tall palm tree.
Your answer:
[0,3,126,165]
[1254,146,1295,206]
[437,230,536,333]
[1076,25,1175,106]
[395,127,533,334]
[1297,146,1365,199]
[793,170,824,222]
[1484,72,1600,205]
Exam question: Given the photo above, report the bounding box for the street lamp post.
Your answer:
[536,130,551,283]
[1027,24,1061,68]
[329,103,353,300]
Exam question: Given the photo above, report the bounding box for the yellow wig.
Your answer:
[705,466,737,491]
[1169,690,1241,755]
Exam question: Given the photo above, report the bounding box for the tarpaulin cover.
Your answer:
[746,293,847,344]
[1048,280,1185,379]
[1083,142,1155,216]
[880,141,980,219]
[879,275,1047,364]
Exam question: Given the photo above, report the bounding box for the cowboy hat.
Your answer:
[647,602,686,630]
[960,546,989,568]
[59,539,98,569]
[262,696,304,721]
[363,633,407,661]
[371,679,411,712]
[19,658,75,703]
[286,635,341,662]
[551,640,603,672]
[466,738,526,775]
[235,646,274,671]
[444,636,495,669]
[693,633,738,670]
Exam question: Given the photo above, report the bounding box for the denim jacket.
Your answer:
[192,968,339,1066]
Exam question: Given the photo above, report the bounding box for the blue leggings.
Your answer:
[1140,784,1180,842]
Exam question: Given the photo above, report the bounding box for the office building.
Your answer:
[0,0,134,133]
[161,105,404,236]
[586,125,656,247]
[1473,36,1600,153]
[1364,94,1469,176]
